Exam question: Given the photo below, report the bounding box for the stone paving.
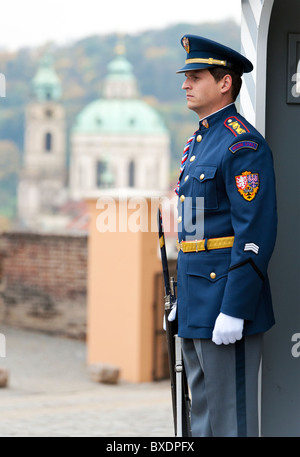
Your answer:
[0,325,174,437]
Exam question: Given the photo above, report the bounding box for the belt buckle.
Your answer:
[176,240,183,252]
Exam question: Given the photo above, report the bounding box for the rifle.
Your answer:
[157,208,191,437]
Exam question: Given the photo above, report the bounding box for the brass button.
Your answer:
[200,173,205,180]
[180,195,185,202]
[196,134,202,142]
[184,175,189,182]
[190,155,196,162]
[178,216,182,223]
[210,272,216,279]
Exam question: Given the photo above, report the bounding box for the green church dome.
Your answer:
[72,98,167,134]
[73,46,167,135]
[106,54,135,81]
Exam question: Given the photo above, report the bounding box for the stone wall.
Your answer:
[0,232,87,339]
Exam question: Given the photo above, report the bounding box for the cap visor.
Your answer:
[176,62,219,74]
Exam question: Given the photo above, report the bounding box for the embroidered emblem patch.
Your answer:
[224,117,250,136]
[229,141,258,154]
[182,37,190,53]
[235,171,259,201]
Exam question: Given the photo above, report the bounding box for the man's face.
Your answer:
[181,69,223,118]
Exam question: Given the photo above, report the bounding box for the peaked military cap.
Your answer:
[177,34,253,75]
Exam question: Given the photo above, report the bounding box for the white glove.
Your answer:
[212,312,244,345]
[163,303,177,331]
[168,303,177,322]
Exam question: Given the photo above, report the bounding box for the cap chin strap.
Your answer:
[185,57,243,75]
[185,57,227,66]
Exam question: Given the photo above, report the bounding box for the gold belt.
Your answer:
[176,236,234,253]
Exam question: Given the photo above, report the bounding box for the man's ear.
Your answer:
[220,74,232,95]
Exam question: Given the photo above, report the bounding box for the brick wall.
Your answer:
[0,232,88,339]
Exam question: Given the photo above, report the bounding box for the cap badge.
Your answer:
[182,37,190,54]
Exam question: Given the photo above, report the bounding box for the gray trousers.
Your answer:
[182,334,263,437]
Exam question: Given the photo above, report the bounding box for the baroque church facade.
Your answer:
[18,45,170,232]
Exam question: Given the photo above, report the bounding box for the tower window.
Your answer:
[129,160,135,187]
[45,132,52,152]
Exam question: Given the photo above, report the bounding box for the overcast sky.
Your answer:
[0,0,241,50]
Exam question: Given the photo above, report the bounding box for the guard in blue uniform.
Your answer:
[174,35,277,437]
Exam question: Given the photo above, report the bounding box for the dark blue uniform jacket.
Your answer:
[177,103,277,339]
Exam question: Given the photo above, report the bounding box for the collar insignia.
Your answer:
[201,119,209,129]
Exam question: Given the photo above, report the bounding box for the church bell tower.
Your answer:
[18,54,67,231]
